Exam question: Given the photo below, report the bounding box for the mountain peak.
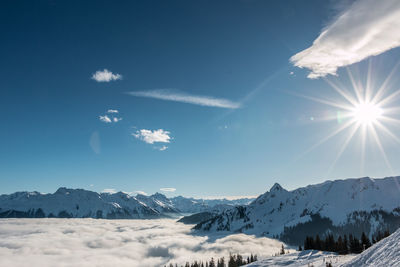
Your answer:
[152,192,168,200]
[270,183,284,192]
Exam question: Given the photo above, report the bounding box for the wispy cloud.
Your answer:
[134,191,148,196]
[160,188,176,192]
[127,89,241,109]
[102,188,117,194]
[290,0,400,79]
[132,129,171,144]
[92,69,122,82]
[107,109,119,114]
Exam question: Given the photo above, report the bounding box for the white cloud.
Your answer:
[158,146,168,151]
[127,89,241,109]
[0,219,288,267]
[290,0,400,79]
[99,115,112,123]
[92,69,122,82]
[134,191,148,196]
[99,111,122,124]
[102,189,117,194]
[133,129,171,144]
[160,188,176,192]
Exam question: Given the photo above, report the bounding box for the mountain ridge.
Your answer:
[195,176,400,245]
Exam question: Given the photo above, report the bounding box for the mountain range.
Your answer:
[0,187,253,219]
[194,176,400,245]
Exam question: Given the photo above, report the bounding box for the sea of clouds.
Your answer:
[0,218,286,267]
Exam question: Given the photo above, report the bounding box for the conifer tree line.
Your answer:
[165,253,257,267]
[302,230,390,254]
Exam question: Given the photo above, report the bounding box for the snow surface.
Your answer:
[0,218,286,267]
[244,250,355,267]
[196,176,400,237]
[340,227,400,267]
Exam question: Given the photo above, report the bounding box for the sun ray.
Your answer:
[360,123,367,174]
[369,124,394,174]
[376,88,400,107]
[365,58,373,103]
[294,119,355,161]
[328,122,360,174]
[375,121,400,145]
[346,67,364,103]
[323,77,359,106]
[380,116,400,125]
[371,59,400,104]
[284,90,353,111]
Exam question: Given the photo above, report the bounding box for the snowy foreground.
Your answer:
[245,227,400,267]
[0,218,286,267]
[245,250,355,267]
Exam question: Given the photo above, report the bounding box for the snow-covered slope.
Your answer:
[0,188,179,219]
[195,176,400,244]
[171,196,254,213]
[340,227,400,267]
[245,250,355,267]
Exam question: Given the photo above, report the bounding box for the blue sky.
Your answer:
[1,0,400,197]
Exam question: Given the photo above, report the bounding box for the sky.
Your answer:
[1,0,400,198]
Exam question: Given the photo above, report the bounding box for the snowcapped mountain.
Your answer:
[170,195,254,213]
[0,188,180,219]
[195,176,400,245]
[0,188,253,219]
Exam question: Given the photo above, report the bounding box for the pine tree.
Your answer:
[315,235,322,250]
[343,235,349,255]
[209,258,216,267]
[361,232,371,251]
[280,244,285,255]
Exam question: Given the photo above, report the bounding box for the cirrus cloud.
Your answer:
[160,188,176,192]
[127,89,241,109]
[290,0,400,79]
[92,69,122,82]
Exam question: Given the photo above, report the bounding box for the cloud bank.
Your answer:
[160,188,176,192]
[133,129,171,144]
[92,69,122,82]
[290,0,400,79]
[127,90,241,109]
[0,219,287,267]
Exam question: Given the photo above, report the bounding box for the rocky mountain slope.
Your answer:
[195,176,400,245]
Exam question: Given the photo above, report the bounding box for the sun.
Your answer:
[351,102,383,125]
[295,63,400,174]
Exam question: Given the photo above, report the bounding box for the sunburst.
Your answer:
[297,60,400,174]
